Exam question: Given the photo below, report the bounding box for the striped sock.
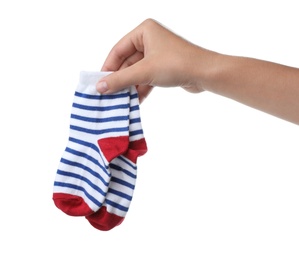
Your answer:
[53,71,130,217]
[86,86,147,231]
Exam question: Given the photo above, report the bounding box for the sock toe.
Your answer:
[53,193,93,216]
[86,206,124,231]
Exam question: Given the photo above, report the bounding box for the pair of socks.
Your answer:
[53,71,147,231]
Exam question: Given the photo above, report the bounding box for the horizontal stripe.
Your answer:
[110,163,136,179]
[70,118,129,135]
[65,147,110,177]
[108,188,132,201]
[130,129,143,136]
[75,91,129,100]
[129,117,141,124]
[130,105,139,112]
[54,181,103,207]
[70,125,129,135]
[129,125,143,133]
[105,198,128,212]
[117,156,137,170]
[110,176,135,189]
[73,102,129,112]
[71,106,129,120]
[69,137,99,154]
[67,137,108,167]
[71,114,129,123]
[56,169,107,196]
[130,92,138,100]
[60,158,109,186]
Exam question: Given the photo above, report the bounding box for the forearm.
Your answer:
[202,52,299,125]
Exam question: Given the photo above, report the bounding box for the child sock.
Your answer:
[86,86,147,230]
[53,71,130,216]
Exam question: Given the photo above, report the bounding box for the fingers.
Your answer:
[101,22,145,72]
[118,51,144,70]
[97,59,152,93]
[97,19,162,100]
[97,63,154,103]
[98,50,154,100]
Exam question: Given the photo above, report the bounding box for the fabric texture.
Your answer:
[53,71,131,216]
[86,86,147,231]
[53,71,147,231]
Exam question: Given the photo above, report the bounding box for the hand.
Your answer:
[96,19,299,125]
[97,18,209,103]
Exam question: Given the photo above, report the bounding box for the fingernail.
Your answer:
[96,81,108,93]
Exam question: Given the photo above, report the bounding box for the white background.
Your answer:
[1,0,298,259]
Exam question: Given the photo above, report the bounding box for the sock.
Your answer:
[86,86,147,230]
[53,71,130,216]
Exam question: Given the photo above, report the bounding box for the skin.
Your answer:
[97,18,299,125]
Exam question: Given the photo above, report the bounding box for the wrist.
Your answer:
[188,46,224,93]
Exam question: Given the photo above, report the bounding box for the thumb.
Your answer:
[96,61,150,94]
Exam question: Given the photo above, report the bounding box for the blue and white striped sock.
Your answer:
[53,71,131,217]
[86,86,147,230]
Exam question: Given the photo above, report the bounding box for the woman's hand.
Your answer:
[97,18,210,102]
[97,18,299,125]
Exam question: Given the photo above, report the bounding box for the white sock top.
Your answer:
[79,71,113,87]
